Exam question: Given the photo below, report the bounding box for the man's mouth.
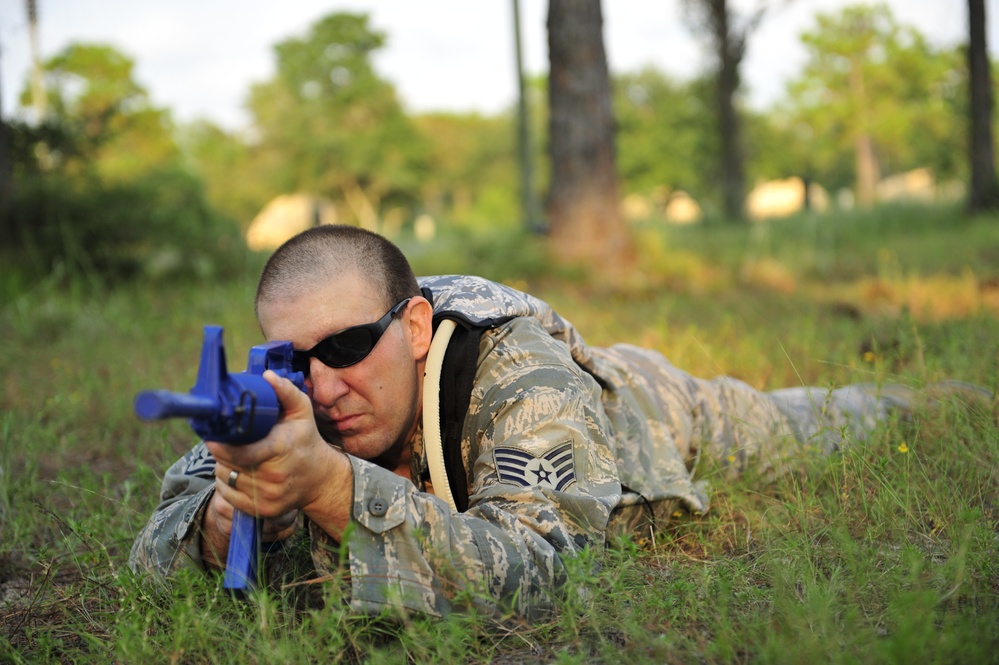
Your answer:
[331,414,362,432]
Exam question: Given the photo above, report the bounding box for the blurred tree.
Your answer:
[247,12,428,229]
[547,0,633,268]
[785,4,962,207]
[20,43,179,179]
[26,0,46,123]
[967,0,999,212]
[5,43,239,285]
[413,111,520,228]
[682,0,766,222]
[178,120,281,227]
[0,71,10,228]
[615,68,718,207]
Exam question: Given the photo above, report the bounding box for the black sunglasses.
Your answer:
[292,298,412,376]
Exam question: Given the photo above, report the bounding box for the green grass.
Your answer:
[2,205,998,663]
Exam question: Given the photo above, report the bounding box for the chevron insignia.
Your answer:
[183,446,216,478]
[493,440,576,491]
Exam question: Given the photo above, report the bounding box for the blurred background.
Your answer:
[0,0,995,283]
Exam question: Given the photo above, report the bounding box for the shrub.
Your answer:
[1,168,248,288]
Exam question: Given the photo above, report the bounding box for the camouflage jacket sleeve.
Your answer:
[128,443,218,575]
[129,443,318,593]
[316,315,623,619]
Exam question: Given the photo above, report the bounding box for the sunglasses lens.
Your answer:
[318,327,376,367]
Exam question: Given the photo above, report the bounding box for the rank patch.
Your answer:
[493,440,576,491]
[183,446,216,478]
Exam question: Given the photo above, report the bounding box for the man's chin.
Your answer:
[340,433,400,462]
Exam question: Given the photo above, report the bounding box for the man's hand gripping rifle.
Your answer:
[134,326,306,594]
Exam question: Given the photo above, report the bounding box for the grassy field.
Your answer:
[2,204,998,663]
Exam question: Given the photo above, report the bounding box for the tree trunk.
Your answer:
[342,178,380,231]
[967,0,999,212]
[546,0,633,268]
[850,58,879,208]
[27,0,47,123]
[0,44,11,228]
[855,132,879,208]
[711,0,746,222]
[513,0,543,233]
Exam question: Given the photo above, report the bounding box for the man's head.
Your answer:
[255,224,420,320]
[254,225,433,468]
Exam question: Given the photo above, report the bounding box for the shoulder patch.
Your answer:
[493,440,576,491]
[183,446,216,478]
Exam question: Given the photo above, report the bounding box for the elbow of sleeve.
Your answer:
[129,487,215,578]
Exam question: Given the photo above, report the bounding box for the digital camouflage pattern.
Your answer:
[130,275,910,618]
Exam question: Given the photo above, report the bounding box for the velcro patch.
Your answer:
[493,440,576,491]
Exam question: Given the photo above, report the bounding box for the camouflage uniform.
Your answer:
[130,275,898,618]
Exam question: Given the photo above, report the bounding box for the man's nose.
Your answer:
[307,359,350,404]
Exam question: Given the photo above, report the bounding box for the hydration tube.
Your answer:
[422,318,458,511]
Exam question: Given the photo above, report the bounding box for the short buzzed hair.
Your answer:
[254,225,421,320]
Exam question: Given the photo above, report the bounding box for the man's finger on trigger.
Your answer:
[263,369,311,417]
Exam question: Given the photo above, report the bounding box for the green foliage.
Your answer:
[412,112,520,229]
[246,12,429,225]
[177,119,282,228]
[1,168,247,287]
[403,226,557,284]
[609,3,969,218]
[781,3,966,191]
[614,69,718,205]
[6,5,987,266]
[3,42,245,289]
[22,42,180,180]
[145,4,995,241]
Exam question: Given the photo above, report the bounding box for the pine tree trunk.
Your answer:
[0,53,11,231]
[712,0,746,222]
[968,0,999,212]
[546,0,633,268]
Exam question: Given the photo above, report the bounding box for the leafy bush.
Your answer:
[1,168,248,288]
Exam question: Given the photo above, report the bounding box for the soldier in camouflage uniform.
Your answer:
[130,225,930,619]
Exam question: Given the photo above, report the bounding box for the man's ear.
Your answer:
[404,296,434,360]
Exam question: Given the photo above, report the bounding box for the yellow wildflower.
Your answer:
[863,351,876,363]
[897,442,909,453]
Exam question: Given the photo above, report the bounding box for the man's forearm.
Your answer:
[128,481,216,577]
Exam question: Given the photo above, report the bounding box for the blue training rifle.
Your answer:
[134,325,306,594]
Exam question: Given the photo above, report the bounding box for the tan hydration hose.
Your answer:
[422,318,458,511]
